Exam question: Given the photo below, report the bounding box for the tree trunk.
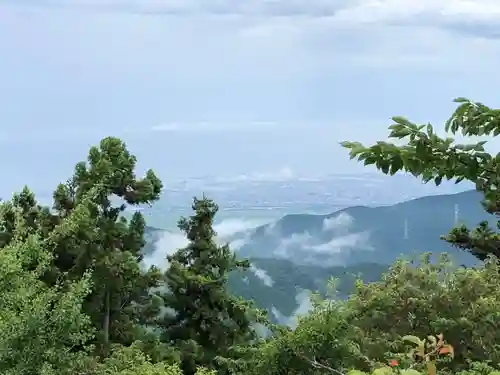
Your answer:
[102,289,110,355]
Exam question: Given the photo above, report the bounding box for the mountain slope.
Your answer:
[143,189,490,324]
[228,258,387,323]
[238,189,487,266]
[142,227,388,323]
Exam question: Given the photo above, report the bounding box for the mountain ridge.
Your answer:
[143,188,487,324]
[238,189,485,267]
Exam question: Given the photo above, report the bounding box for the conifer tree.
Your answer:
[157,196,266,375]
[0,137,164,356]
[342,98,500,261]
[48,137,164,355]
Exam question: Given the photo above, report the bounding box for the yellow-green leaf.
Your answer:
[402,335,424,347]
[400,370,422,375]
[372,366,394,375]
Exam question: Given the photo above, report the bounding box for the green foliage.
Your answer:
[246,254,500,375]
[70,343,214,375]
[341,98,500,261]
[0,202,95,375]
[5,129,500,375]
[399,333,454,375]
[156,197,268,375]
[344,334,494,375]
[0,137,165,356]
[93,343,182,375]
[49,137,164,354]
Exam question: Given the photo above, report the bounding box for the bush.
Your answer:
[246,254,500,375]
[79,343,215,375]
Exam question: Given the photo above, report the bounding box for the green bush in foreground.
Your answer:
[92,344,215,375]
[0,205,95,375]
[244,254,500,375]
[347,334,500,375]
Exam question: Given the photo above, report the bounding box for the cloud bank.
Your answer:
[6,0,500,40]
[272,289,313,328]
[250,265,274,287]
[270,212,372,265]
[142,218,270,270]
[2,0,500,190]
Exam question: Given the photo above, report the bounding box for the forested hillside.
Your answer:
[228,258,387,321]
[239,189,484,266]
[3,98,500,375]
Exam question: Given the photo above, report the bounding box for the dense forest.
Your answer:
[3,97,500,375]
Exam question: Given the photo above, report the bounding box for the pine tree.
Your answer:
[48,136,164,355]
[342,97,500,261]
[0,137,165,356]
[157,196,266,375]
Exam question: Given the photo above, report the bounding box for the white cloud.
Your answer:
[143,218,268,270]
[273,232,314,257]
[273,229,372,258]
[142,231,187,270]
[310,232,372,253]
[322,212,353,232]
[250,265,274,287]
[8,0,500,22]
[228,238,248,251]
[272,289,313,328]
[5,0,500,39]
[213,218,268,238]
[214,167,296,183]
[269,212,373,264]
[2,0,500,181]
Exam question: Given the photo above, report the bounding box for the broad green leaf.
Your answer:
[392,116,415,128]
[380,160,390,174]
[364,156,377,166]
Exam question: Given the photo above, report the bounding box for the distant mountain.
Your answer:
[237,189,487,267]
[129,173,469,229]
[142,189,490,325]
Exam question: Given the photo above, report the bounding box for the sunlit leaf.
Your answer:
[402,335,424,347]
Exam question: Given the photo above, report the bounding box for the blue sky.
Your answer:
[1,0,500,195]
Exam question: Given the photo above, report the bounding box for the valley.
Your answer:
[143,188,488,325]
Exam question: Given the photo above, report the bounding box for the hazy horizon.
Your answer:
[1,0,499,196]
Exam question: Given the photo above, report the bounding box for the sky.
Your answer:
[1,0,500,195]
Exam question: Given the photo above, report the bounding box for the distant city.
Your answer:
[128,173,471,229]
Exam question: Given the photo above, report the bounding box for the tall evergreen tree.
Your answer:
[157,196,266,375]
[0,137,164,356]
[48,136,164,355]
[342,97,500,261]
